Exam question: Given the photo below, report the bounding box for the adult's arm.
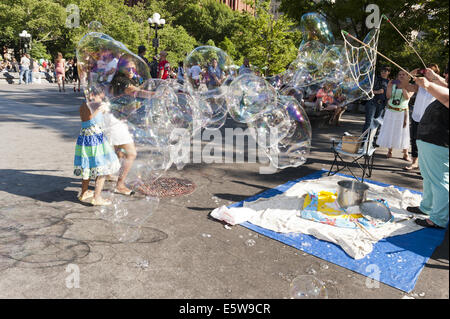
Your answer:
[124,85,154,99]
[424,68,447,87]
[415,77,449,108]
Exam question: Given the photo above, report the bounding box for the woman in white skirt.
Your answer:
[376,70,416,160]
[103,109,136,195]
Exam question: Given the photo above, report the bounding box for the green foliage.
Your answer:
[171,0,239,45]
[158,25,197,65]
[229,0,300,75]
[30,41,51,60]
[206,39,216,47]
[218,37,238,61]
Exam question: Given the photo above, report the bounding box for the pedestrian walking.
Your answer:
[73,57,81,92]
[109,57,155,195]
[55,52,66,92]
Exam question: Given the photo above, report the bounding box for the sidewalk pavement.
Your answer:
[0,82,447,299]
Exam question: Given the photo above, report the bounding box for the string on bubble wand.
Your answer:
[340,18,382,100]
[341,30,416,79]
[381,14,427,69]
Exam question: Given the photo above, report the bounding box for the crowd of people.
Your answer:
[0,47,81,90]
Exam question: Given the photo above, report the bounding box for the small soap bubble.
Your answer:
[289,275,328,299]
[306,266,317,275]
[245,239,256,247]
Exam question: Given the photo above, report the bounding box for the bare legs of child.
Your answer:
[78,177,112,206]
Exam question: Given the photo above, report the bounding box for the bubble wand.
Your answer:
[381,14,427,69]
[341,30,416,79]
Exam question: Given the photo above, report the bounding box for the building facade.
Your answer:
[219,0,254,12]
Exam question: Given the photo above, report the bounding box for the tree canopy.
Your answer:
[1,0,447,75]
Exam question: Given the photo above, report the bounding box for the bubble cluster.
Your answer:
[77,13,372,199]
[278,12,378,108]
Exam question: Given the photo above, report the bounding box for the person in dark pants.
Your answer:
[362,66,391,133]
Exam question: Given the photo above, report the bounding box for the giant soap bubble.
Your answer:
[263,96,312,169]
[77,32,150,117]
[248,96,293,148]
[227,73,277,123]
[184,46,234,129]
[299,12,335,47]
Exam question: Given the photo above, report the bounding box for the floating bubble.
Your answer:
[245,239,256,247]
[77,31,150,117]
[299,12,335,48]
[227,73,277,123]
[88,21,103,32]
[184,46,233,129]
[248,97,293,148]
[98,195,159,243]
[289,275,328,299]
[184,46,234,93]
[264,96,312,169]
[99,195,159,225]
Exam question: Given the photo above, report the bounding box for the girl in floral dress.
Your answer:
[74,91,120,206]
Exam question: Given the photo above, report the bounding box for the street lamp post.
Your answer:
[148,13,165,56]
[19,30,31,54]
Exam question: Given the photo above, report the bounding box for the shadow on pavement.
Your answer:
[0,169,80,203]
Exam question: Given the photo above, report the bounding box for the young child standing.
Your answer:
[74,92,121,206]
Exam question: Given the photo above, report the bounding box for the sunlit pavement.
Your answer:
[0,82,447,299]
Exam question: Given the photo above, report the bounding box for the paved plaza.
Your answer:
[0,81,448,299]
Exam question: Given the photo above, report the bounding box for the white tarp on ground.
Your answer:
[211,175,424,259]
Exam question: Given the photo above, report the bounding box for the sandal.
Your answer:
[414,218,444,229]
[403,155,411,162]
[91,197,112,206]
[78,190,94,203]
[114,188,135,196]
[386,152,392,158]
[404,164,418,170]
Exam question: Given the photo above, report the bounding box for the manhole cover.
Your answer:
[133,177,196,198]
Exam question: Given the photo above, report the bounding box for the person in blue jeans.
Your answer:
[207,58,223,90]
[362,66,391,133]
[19,53,30,85]
[408,66,449,229]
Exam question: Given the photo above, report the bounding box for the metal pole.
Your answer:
[154,26,158,56]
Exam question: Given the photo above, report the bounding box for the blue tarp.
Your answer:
[229,170,447,293]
